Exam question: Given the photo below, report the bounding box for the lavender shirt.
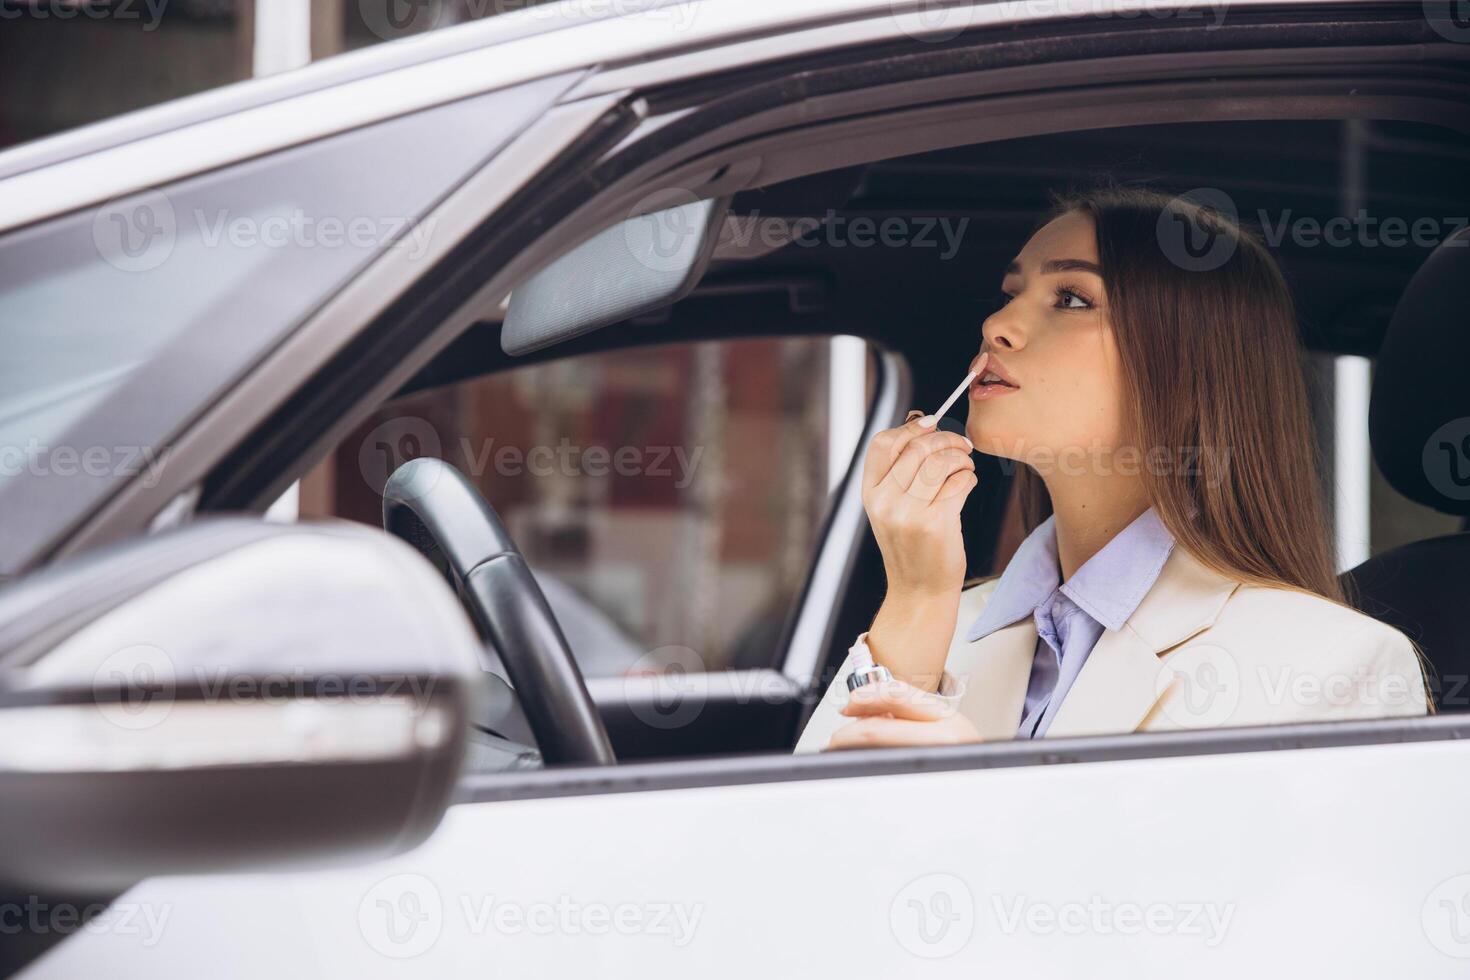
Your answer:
[962,506,1176,738]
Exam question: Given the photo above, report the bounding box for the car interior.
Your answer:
[286,115,1470,771]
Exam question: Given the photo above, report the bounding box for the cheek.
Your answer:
[1046,329,1128,447]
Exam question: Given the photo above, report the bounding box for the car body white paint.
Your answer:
[20,737,1470,976]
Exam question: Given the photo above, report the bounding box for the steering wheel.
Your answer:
[382,458,615,766]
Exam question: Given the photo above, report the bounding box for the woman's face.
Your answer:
[965,209,1129,467]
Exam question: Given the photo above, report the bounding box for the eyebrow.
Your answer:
[1003,258,1103,277]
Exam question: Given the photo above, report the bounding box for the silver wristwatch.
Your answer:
[845,633,894,692]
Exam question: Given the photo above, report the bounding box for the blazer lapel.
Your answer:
[948,618,1037,740]
[1044,546,1241,739]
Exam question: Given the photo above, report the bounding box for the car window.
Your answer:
[304,336,878,678]
[1300,352,1464,563]
[0,78,568,576]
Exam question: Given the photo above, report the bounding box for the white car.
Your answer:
[3,0,1470,975]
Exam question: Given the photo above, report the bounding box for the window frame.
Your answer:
[23,1,1463,782]
[457,713,1470,805]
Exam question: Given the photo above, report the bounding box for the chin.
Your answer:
[967,429,1026,460]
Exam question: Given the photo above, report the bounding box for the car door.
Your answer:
[18,716,1470,978]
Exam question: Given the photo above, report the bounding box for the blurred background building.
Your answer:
[0,0,538,151]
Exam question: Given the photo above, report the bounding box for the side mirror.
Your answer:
[0,520,480,893]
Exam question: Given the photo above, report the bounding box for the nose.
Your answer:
[981,302,1026,354]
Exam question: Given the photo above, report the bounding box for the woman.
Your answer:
[795,187,1430,753]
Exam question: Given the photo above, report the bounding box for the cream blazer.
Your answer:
[795,544,1430,753]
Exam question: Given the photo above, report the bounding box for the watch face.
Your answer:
[847,663,893,692]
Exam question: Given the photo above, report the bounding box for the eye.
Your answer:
[1054,285,1094,310]
[993,290,1015,312]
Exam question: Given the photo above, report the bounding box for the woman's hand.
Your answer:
[825,678,982,750]
[858,406,980,691]
[862,413,978,598]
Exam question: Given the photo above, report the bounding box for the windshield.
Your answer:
[0,84,554,576]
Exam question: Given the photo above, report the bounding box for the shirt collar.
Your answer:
[964,506,1176,642]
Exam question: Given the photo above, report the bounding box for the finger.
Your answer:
[825,716,967,750]
[876,431,970,487]
[931,467,979,507]
[862,415,947,493]
[909,449,976,504]
[840,679,956,721]
[886,445,974,504]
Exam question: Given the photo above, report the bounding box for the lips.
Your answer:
[972,353,1019,389]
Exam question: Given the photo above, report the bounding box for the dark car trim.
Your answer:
[456,712,1470,803]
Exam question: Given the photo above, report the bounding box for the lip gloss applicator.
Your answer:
[846,361,984,692]
[918,353,986,427]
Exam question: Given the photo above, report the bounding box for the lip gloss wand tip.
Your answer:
[919,370,978,427]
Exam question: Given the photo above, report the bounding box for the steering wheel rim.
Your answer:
[382,458,615,766]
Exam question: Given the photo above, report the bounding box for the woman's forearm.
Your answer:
[865,589,961,693]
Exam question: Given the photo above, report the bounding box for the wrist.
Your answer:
[879,583,963,616]
[866,594,961,694]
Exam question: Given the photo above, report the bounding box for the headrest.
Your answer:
[1368,228,1470,516]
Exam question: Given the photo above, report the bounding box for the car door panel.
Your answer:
[21,723,1470,977]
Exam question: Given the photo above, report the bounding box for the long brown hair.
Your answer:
[1012,186,1346,604]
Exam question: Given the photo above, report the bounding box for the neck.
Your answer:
[1041,470,1151,581]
